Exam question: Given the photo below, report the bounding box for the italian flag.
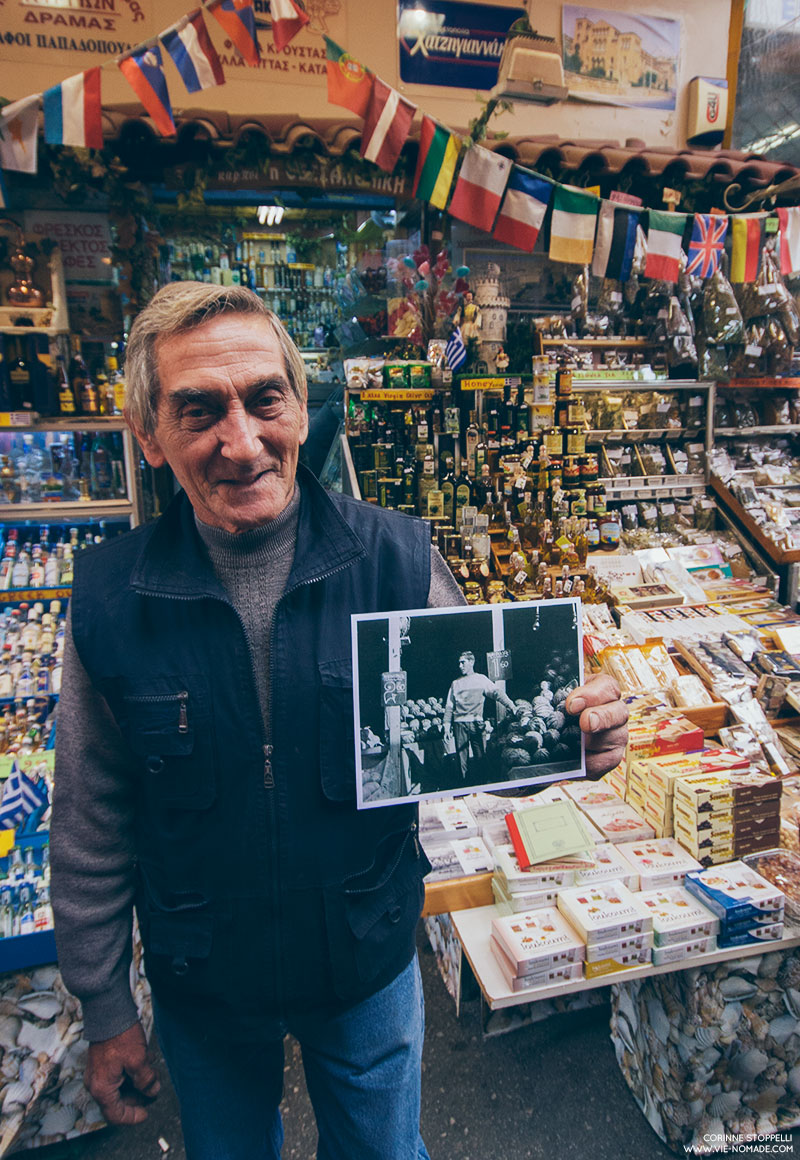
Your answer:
[448,145,511,233]
[360,78,416,173]
[412,116,460,211]
[730,213,766,283]
[778,207,800,276]
[644,210,687,282]
[325,37,373,118]
[548,185,599,265]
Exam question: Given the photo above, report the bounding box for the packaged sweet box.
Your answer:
[616,838,702,891]
[490,906,586,974]
[584,931,652,963]
[490,937,584,992]
[563,781,623,811]
[684,861,786,923]
[637,886,720,946]
[572,843,640,890]
[419,798,479,839]
[652,936,717,965]
[584,945,653,979]
[585,801,656,844]
[493,847,580,892]
[557,880,653,945]
[491,876,558,915]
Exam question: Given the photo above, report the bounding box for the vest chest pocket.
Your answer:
[122,685,215,809]
[318,659,357,803]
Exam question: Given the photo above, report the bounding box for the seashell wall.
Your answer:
[610,948,800,1154]
[0,930,151,1155]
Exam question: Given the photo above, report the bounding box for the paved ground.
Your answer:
[31,933,800,1160]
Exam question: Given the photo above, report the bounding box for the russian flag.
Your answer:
[161,10,224,93]
[119,45,176,138]
[207,0,260,66]
[44,68,103,150]
[270,0,309,52]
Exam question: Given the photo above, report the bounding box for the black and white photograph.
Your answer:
[352,598,585,809]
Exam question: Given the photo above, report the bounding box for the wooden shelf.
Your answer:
[0,500,132,521]
[452,904,800,1011]
[715,425,800,437]
[423,873,493,917]
[710,475,800,566]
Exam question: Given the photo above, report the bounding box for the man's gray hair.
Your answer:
[124,282,308,437]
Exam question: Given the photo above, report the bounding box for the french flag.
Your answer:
[270,0,309,52]
[207,0,260,66]
[161,10,224,94]
[43,68,103,150]
[119,45,176,138]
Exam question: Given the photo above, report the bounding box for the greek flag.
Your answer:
[0,761,49,830]
[445,326,467,371]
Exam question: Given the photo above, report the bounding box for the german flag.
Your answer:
[730,214,766,283]
[325,38,373,119]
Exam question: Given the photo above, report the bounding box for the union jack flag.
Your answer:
[686,213,729,278]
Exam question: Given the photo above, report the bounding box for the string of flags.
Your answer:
[2,0,800,281]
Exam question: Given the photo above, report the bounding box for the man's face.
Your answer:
[458,655,475,675]
[136,314,308,534]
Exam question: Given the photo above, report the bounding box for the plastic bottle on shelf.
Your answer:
[19,435,44,504]
[11,552,30,589]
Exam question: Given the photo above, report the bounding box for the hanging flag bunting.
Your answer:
[360,77,416,174]
[119,46,176,137]
[730,213,766,283]
[686,213,728,278]
[445,326,468,370]
[207,0,260,66]
[325,38,373,118]
[0,169,7,211]
[777,207,800,276]
[644,210,688,282]
[592,201,640,280]
[43,68,103,150]
[448,145,511,233]
[549,185,599,265]
[161,10,224,94]
[412,116,460,211]
[492,166,552,252]
[270,0,309,52]
[0,96,40,175]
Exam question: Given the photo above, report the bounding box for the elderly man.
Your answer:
[51,283,628,1160]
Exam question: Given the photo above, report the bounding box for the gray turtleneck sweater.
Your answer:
[53,492,464,1042]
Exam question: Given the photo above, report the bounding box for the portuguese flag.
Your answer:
[412,116,460,210]
[325,37,373,118]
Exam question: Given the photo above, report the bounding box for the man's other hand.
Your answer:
[565,673,628,780]
[85,1021,161,1125]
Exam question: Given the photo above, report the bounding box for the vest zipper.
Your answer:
[178,691,189,734]
[263,744,274,789]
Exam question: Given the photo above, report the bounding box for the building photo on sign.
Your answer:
[562,4,679,109]
[352,598,585,809]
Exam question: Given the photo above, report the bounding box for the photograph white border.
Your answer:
[352,597,586,810]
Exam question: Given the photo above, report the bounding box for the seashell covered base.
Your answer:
[611,946,800,1154]
[0,926,151,1155]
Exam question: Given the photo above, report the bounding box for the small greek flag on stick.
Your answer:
[445,326,467,371]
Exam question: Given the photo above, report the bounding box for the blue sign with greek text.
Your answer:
[398,0,525,90]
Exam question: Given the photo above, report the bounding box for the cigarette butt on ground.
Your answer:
[157,1139,170,1154]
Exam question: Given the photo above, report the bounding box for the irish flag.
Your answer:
[360,78,416,173]
[778,207,800,276]
[549,185,599,264]
[448,145,511,233]
[412,116,460,211]
[644,210,687,281]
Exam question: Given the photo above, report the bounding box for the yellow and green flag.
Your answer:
[412,116,460,210]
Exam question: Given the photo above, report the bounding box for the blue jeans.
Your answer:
[153,955,431,1160]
